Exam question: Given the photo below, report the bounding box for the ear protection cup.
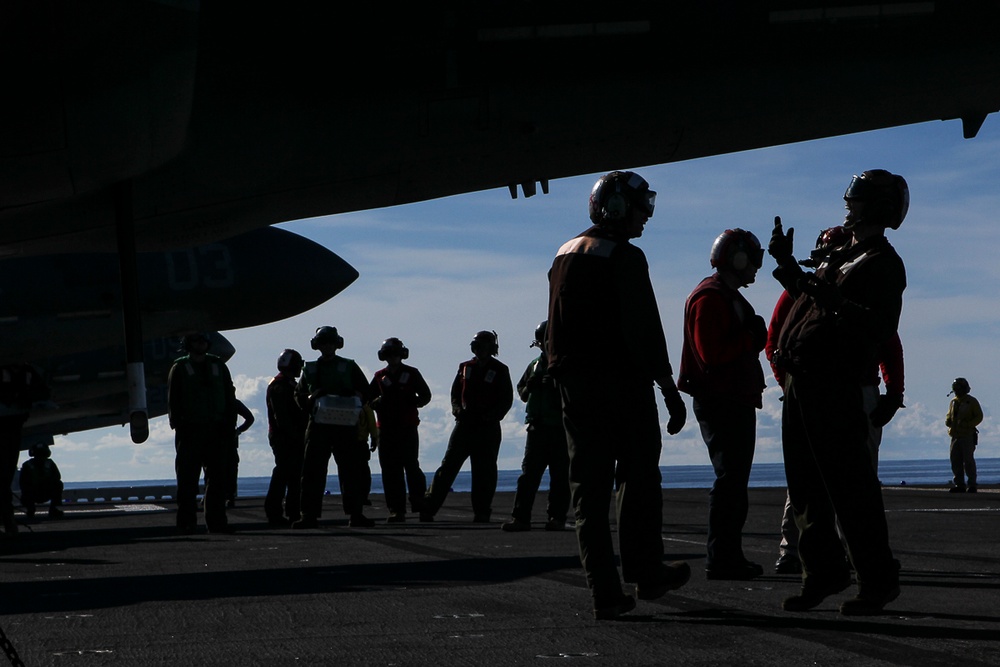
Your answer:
[604,191,628,221]
[730,249,748,271]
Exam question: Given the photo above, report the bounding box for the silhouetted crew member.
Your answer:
[19,443,64,518]
[770,169,908,615]
[357,402,378,506]
[501,320,570,533]
[678,228,767,581]
[0,363,49,535]
[294,326,372,528]
[369,337,431,523]
[422,331,513,523]
[168,332,238,534]
[946,377,983,493]
[547,170,690,620]
[265,349,308,525]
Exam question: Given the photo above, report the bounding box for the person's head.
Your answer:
[530,320,548,349]
[377,337,409,366]
[182,332,210,357]
[709,228,764,287]
[800,226,852,268]
[952,377,971,397]
[470,330,499,359]
[588,171,657,238]
[310,326,344,356]
[843,169,909,233]
[28,443,51,459]
[276,348,303,377]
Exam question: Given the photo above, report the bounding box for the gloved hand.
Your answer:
[660,382,687,435]
[772,263,804,292]
[798,273,845,310]
[870,393,904,428]
[749,314,768,351]
[768,216,795,267]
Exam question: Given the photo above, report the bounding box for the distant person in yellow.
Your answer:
[946,377,983,493]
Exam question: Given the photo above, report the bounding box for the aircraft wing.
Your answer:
[2,2,999,257]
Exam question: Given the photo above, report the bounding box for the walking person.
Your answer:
[946,377,983,493]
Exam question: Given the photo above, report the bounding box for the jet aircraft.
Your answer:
[2,1,999,439]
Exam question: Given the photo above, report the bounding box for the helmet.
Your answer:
[800,225,852,268]
[276,348,303,372]
[310,326,344,350]
[470,330,499,356]
[28,443,51,458]
[709,229,764,272]
[530,320,548,349]
[952,377,971,395]
[588,171,656,226]
[377,337,409,361]
[844,169,909,230]
[182,332,210,353]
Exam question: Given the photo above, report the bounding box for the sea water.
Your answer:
[62,458,999,497]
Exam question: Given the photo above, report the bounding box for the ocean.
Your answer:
[62,457,999,497]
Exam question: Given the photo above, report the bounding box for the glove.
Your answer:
[660,383,687,435]
[772,263,804,292]
[797,273,845,310]
[768,216,795,267]
[870,393,904,428]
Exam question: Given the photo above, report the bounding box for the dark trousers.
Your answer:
[424,420,501,518]
[950,435,977,487]
[19,477,63,510]
[510,422,570,524]
[300,422,368,519]
[265,432,304,522]
[559,375,665,605]
[0,416,24,533]
[175,423,233,531]
[378,425,426,516]
[693,396,756,567]
[782,373,897,593]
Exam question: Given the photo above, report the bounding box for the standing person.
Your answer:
[369,337,431,523]
[547,170,690,620]
[167,332,238,534]
[19,443,64,519]
[422,330,513,524]
[946,377,983,493]
[678,228,767,580]
[769,169,908,616]
[501,320,570,533]
[357,402,378,506]
[0,363,49,536]
[226,399,255,508]
[294,326,373,529]
[264,349,308,526]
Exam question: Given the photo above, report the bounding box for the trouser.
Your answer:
[300,421,368,519]
[424,420,501,518]
[175,423,234,530]
[0,416,25,533]
[693,396,756,567]
[559,374,665,606]
[950,434,977,487]
[378,425,426,516]
[19,478,63,510]
[265,432,304,521]
[782,373,897,593]
[510,422,569,524]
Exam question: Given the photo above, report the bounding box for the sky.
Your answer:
[47,117,1000,483]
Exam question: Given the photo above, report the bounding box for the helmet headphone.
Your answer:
[277,348,303,371]
[471,330,499,356]
[182,332,210,353]
[589,171,656,226]
[378,337,410,361]
[710,229,764,273]
[310,326,344,351]
[844,170,909,230]
[531,320,548,349]
[950,377,971,396]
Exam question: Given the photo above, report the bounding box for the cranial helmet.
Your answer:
[28,443,51,458]
[709,229,764,272]
[276,348,303,371]
[531,320,548,349]
[588,171,656,226]
[310,326,344,350]
[800,225,852,268]
[182,332,210,352]
[378,337,409,361]
[952,377,971,395]
[470,330,499,356]
[844,169,909,230]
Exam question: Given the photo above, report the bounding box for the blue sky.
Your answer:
[50,117,1000,483]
